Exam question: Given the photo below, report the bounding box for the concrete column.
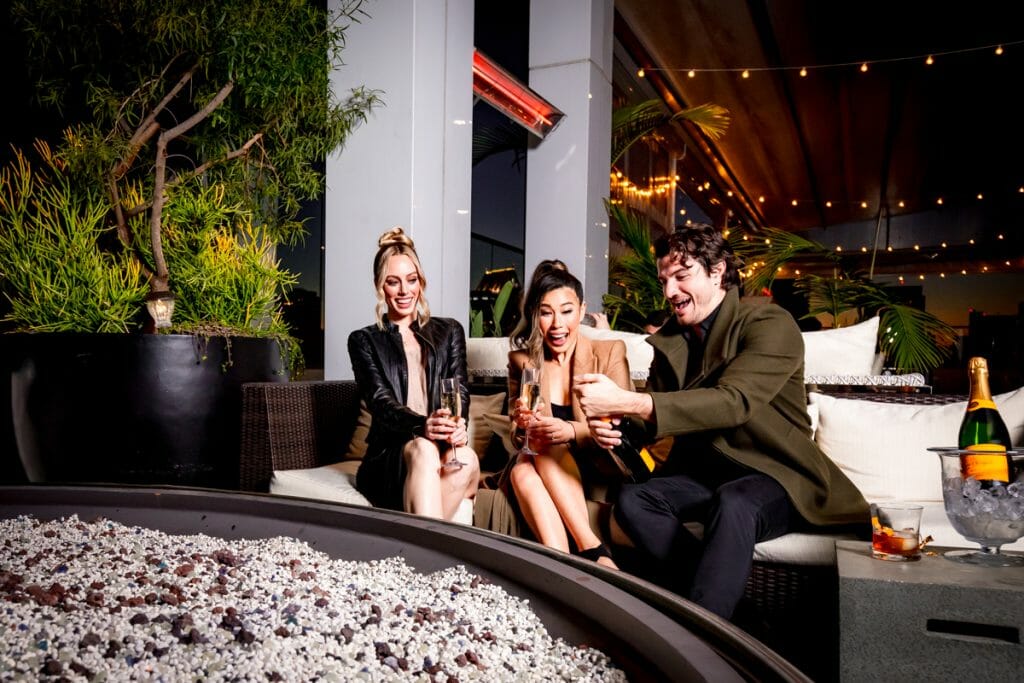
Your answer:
[526,0,614,310]
[325,0,474,379]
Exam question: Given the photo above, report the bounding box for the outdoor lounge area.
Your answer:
[235,329,1024,681]
[3,1,1024,682]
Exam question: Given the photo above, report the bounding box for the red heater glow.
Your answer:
[473,49,564,139]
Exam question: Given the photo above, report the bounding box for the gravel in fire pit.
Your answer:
[0,515,626,681]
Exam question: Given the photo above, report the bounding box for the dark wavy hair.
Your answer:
[510,260,584,364]
[653,224,742,290]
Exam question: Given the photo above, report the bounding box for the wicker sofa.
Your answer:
[237,378,1024,680]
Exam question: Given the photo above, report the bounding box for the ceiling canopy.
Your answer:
[615,0,1024,243]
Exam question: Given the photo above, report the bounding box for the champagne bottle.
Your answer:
[958,356,1013,485]
[606,418,656,484]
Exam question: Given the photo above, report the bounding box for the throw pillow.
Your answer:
[469,392,506,457]
[809,387,1024,503]
[342,392,506,461]
[342,401,373,460]
[482,412,515,459]
[802,316,879,379]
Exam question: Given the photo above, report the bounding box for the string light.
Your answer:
[641,40,1024,75]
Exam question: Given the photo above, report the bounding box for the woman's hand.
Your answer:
[426,409,458,442]
[447,415,469,448]
[527,415,574,447]
[511,396,542,430]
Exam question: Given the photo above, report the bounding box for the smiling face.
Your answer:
[657,254,727,327]
[536,286,585,356]
[381,253,421,325]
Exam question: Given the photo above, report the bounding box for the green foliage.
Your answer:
[12,0,381,244]
[154,184,298,334]
[601,202,669,333]
[732,227,958,373]
[2,0,376,376]
[0,143,148,332]
[469,280,516,337]
[611,101,730,166]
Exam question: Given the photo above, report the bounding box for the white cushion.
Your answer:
[801,316,879,379]
[270,460,474,524]
[271,460,369,505]
[753,531,860,565]
[466,337,510,377]
[579,326,653,381]
[467,330,655,381]
[809,387,1024,503]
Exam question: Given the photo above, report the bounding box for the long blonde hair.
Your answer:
[372,226,431,329]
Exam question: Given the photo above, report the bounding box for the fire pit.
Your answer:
[0,485,807,682]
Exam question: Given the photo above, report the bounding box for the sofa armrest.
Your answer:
[240,380,361,491]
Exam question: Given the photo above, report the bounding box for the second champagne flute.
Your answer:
[518,367,543,456]
[440,377,465,469]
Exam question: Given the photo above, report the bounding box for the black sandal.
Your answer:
[575,543,613,562]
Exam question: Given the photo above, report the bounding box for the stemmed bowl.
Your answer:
[930,447,1024,567]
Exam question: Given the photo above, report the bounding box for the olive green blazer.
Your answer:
[646,288,868,527]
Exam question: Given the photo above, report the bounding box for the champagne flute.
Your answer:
[518,367,543,456]
[440,377,465,469]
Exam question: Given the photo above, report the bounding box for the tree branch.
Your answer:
[112,62,197,179]
[121,132,263,219]
[179,133,263,182]
[163,81,235,144]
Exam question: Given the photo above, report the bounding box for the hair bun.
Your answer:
[378,226,414,249]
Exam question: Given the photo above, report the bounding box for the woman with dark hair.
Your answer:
[348,227,479,519]
[504,261,633,568]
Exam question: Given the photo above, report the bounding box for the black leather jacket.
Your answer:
[347,317,470,451]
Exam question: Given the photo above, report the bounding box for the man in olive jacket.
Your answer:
[576,225,868,620]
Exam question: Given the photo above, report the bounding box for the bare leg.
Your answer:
[509,454,570,552]
[402,437,444,518]
[439,446,480,520]
[534,446,618,569]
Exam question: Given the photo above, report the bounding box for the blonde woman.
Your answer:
[505,261,633,568]
[348,227,479,519]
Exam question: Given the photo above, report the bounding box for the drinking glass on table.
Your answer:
[516,367,543,456]
[439,377,465,470]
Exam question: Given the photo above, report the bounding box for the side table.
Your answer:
[837,540,1024,681]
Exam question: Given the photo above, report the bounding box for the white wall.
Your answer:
[526,0,614,311]
[325,0,474,379]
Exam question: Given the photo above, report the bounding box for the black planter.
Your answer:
[2,333,286,489]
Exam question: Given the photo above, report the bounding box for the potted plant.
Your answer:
[0,0,379,487]
[730,227,957,373]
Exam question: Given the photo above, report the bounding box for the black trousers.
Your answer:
[614,471,797,620]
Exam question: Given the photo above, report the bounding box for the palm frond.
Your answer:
[611,100,730,165]
[730,227,843,294]
[472,120,528,167]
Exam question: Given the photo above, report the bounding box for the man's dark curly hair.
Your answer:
[653,224,743,290]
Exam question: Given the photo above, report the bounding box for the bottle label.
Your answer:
[960,443,1010,483]
[966,398,997,411]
